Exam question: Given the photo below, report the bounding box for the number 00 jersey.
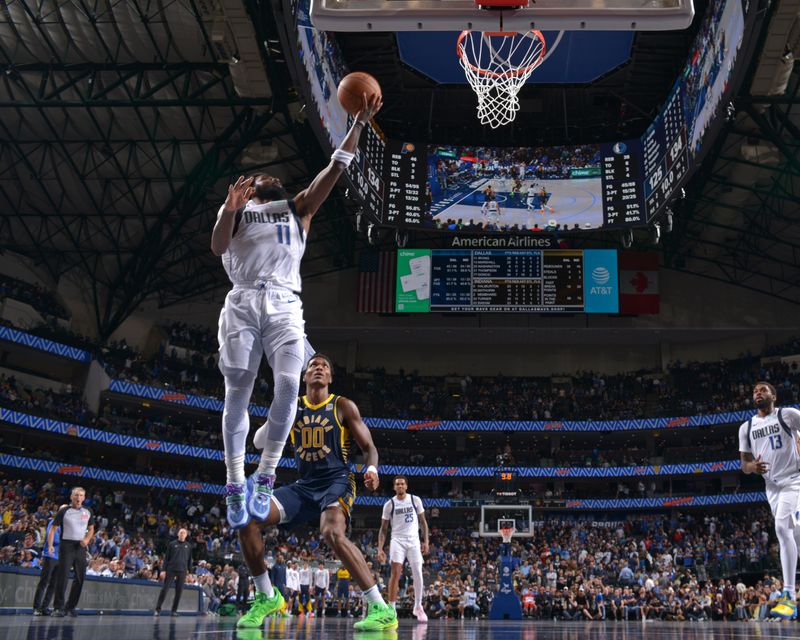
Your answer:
[221,199,306,292]
[739,407,800,488]
[290,394,352,483]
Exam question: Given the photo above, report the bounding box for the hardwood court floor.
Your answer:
[5,616,800,640]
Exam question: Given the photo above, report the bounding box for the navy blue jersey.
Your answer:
[290,394,352,482]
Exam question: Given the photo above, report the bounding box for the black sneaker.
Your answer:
[154,610,160,617]
[67,610,78,617]
[171,611,179,617]
[50,610,66,617]
[33,609,43,616]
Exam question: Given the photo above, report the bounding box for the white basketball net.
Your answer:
[457,30,546,129]
[500,526,515,543]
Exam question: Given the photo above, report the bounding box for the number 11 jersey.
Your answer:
[221,199,306,292]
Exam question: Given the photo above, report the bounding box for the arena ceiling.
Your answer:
[0,0,798,340]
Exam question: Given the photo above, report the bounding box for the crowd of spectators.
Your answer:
[0,275,69,320]
[164,322,217,354]
[0,374,94,426]
[0,476,794,620]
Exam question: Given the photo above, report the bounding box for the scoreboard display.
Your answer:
[642,82,690,221]
[346,116,385,223]
[395,249,619,314]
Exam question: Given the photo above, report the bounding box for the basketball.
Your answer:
[337,72,381,117]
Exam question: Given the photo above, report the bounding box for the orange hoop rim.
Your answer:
[456,29,546,79]
[499,526,515,541]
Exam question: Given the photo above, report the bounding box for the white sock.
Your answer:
[411,562,424,609]
[389,601,396,611]
[252,572,274,598]
[253,340,303,475]
[256,437,284,476]
[363,585,385,606]
[222,370,256,484]
[776,517,798,596]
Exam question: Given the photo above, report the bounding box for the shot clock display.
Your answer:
[494,469,520,500]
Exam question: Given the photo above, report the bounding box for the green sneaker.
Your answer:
[353,602,398,631]
[237,590,285,628]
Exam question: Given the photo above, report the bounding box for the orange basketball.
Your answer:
[337,72,381,117]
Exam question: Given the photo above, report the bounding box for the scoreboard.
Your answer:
[600,139,647,227]
[346,116,386,223]
[395,249,619,313]
[385,140,425,226]
[642,82,690,220]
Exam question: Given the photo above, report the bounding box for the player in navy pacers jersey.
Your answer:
[235,354,397,632]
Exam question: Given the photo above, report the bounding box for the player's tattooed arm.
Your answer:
[337,396,380,491]
[740,451,768,474]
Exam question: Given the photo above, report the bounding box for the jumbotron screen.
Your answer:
[395,248,619,313]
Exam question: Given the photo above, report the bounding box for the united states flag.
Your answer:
[357,250,396,313]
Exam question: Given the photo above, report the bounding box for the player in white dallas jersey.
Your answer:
[739,381,800,619]
[377,475,429,621]
[211,93,383,530]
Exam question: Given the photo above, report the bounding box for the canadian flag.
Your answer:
[619,252,660,314]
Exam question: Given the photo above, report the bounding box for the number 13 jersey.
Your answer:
[221,199,306,292]
[739,408,800,488]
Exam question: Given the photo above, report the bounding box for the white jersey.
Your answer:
[739,407,800,488]
[221,199,306,292]
[486,200,499,214]
[286,568,300,591]
[299,567,311,586]
[314,568,330,589]
[382,494,424,541]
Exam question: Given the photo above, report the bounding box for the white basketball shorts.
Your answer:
[765,482,800,526]
[390,538,423,565]
[217,283,305,376]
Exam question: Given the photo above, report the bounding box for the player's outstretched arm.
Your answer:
[337,396,379,491]
[293,93,382,227]
[211,176,254,255]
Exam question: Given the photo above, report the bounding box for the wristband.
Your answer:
[332,149,355,167]
[353,120,366,129]
[366,465,378,476]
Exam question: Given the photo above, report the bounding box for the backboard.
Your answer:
[479,504,533,538]
[309,0,695,32]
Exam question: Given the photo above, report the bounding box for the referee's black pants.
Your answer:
[33,556,58,611]
[53,540,88,611]
[155,570,187,613]
[237,576,250,611]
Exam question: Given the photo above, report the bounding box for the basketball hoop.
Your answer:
[500,526,515,544]
[457,30,546,129]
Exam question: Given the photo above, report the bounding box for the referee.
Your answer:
[48,487,95,617]
[155,528,193,616]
